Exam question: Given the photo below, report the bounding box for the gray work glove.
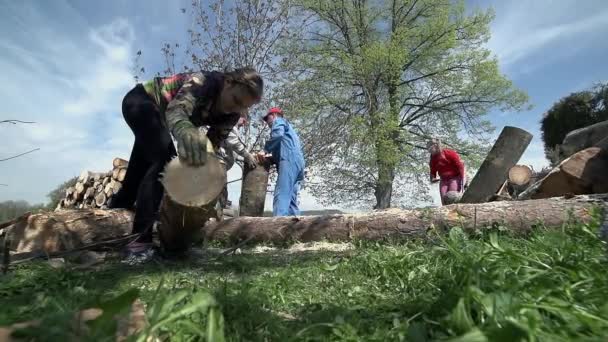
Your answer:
[173,121,207,166]
[243,152,257,169]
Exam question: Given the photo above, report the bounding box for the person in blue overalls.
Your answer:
[256,107,305,216]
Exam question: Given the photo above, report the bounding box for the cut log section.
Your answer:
[239,161,271,217]
[117,168,127,182]
[113,158,129,169]
[461,126,533,203]
[112,168,120,181]
[83,187,95,201]
[205,194,608,243]
[508,165,532,186]
[104,183,114,196]
[74,182,86,200]
[102,177,111,188]
[111,180,122,195]
[95,192,107,207]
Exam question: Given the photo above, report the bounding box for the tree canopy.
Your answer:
[541,82,608,164]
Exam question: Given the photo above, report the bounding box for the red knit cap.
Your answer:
[263,107,283,120]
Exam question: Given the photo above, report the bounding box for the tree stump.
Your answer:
[239,161,271,217]
[460,126,533,203]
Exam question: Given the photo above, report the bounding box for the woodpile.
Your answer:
[55,158,128,210]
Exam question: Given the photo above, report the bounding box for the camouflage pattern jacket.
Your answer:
[142,72,239,145]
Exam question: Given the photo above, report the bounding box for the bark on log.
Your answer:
[204,194,608,243]
[461,126,533,203]
[158,193,218,253]
[560,120,608,161]
[5,209,133,253]
[5,195,607,254]
[113,158,129,169]
[239,161,271,217]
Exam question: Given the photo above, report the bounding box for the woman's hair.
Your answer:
[225,67,264,102]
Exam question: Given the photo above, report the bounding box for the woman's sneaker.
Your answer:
[121,242,155,265]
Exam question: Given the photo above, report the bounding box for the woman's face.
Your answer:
[428,143,441,155]
[218,81,258,114]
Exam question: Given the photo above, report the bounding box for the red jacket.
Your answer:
[430,149,464,180]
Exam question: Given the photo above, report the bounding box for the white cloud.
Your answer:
[487,1,608,72]
[0,6,135,203]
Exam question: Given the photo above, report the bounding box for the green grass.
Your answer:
[1,212,607,341]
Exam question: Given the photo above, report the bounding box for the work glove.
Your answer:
[173,120,207,166]
[243,152,257,169]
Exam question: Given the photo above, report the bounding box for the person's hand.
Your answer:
[243,153,257,169]
[174,122,208,166]
[255,152,267,163]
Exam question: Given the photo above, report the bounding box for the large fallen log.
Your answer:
[559,120,608,162]
[4,194,607,254]
[204,194,608,243]
[461,126,533,203]
[5,209,133,253]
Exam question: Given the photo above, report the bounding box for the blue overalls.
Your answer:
[264,117,305,216]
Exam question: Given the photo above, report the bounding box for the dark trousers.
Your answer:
[110,84,177,243]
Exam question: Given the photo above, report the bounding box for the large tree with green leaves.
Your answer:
[278,0,529,209]
[540,82,608,165]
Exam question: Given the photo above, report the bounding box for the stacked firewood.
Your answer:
[56,158,129,210]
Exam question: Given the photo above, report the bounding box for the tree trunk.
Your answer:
[113,158,129,169]
[204,194,608,243]
[5,209,133,253]
[374,161,395,209]
[239,161,271,217]
[461,126,533,203]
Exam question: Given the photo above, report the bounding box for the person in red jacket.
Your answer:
[428,139,466,205]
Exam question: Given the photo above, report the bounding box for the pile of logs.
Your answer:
[56,158,129,210]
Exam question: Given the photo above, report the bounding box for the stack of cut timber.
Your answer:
[55,158,129,211]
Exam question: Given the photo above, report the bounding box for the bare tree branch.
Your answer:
[0,148,40,162]
[0,120,35,125]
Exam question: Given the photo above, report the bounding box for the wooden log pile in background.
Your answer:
[55,158,128,210]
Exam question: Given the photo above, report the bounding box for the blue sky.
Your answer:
[1,0,607,210]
